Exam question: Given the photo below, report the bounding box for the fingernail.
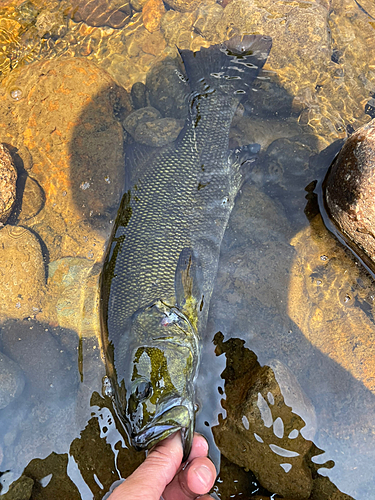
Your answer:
[193,465,212,488]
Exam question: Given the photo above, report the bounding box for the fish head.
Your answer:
[120,300,198,460]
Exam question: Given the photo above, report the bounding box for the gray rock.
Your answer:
[134,118,185,146]
[146,57,189,119]
[123,106,162,137]
[0,352,25,410]
[131,81,147,109]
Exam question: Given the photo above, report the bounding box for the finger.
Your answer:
[186,433,209,462]
[108,432,183,500]
[164,455,216,500]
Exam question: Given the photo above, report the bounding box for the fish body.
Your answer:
[100,34,272,459]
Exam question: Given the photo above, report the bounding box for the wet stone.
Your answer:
[130,0,148,11]
[324,119,375,270]
[35,8,67,39]
[0,474,34,500]
[164,0,203,12]
[18,176,45,222]
[133,118,185,146]
[68,0,132,28]
[146,57,190,119]
[141,31,167,56]
[288,214,375,395]
[0,144,17,224]
[192,2,223,41]
[131,81,147,109]
[123,106,162,136]
[142,0,166,33]
[213,335,313,499]
[0,352,25,410]
[0,225,46,321]
[0,57,130,261]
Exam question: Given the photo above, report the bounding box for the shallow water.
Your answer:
[0,0,375,499]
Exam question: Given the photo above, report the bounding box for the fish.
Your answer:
[100,34,272,460]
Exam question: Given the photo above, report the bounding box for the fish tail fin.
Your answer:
[179,34,272,97]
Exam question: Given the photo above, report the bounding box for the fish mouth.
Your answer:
[132,404,193,461]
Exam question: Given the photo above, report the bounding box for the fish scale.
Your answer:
[100,34,272,459]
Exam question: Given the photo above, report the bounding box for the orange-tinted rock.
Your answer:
[142,0,165,32]
[0,225,46,321]
[0,57,131,262]
[68,0,132,28]
[324,119,375,272]
[289,214,375,395]
[141,31,166,55]
[0,144,17,224]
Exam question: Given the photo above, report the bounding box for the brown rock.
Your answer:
[212,335,313,499]
[0,225,46,321]
[288,214,375,394]
[123,106,162,136]
[0,58,131,262]
[134,117,184,146]
[130,0,148,11]
[310,476,355,500]
[323,119,375,272]
[18,175,45,222]
[141,31,167,55]
[192,2,223,41]
[164,0,202,12]
[142,0,166,32]
[0,144,17,224]
[0,474,34,500]
[69,0,132,28]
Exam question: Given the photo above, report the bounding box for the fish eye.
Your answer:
[134,380,152,401]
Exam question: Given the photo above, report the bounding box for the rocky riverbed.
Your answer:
[0,0,375,498]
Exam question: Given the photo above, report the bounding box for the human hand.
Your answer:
[107,432,216,500]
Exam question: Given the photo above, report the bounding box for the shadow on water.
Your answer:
[0,39,374,500]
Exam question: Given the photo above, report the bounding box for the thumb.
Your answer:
[108,432,183,500]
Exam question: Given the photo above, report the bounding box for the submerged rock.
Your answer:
[289,214,375,395]
[133,117,184,146]
[142,0,166,32]
[212,334,314,499]
[145,57,189,119]
[123,106,162,136]
[323,119,375,271]
[164,0,203,13]
[0,225,46,321]
[0,144,17,224]
[0,352,25,410]
[68,0,132,28]
[131,82,147,109]
[0,57,130,262]
[0,474,34,500]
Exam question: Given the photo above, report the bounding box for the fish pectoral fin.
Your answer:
[174,248,203,320]
[228,143,261,184]
[228,143,260,168]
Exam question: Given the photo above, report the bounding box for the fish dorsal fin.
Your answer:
[174,248,203,328]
